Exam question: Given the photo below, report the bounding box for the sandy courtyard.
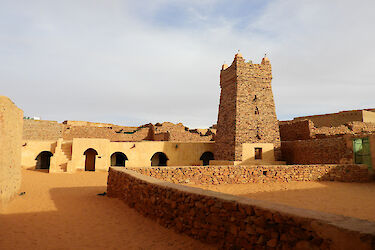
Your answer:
[0,170,214,250]
[188,181,375,222]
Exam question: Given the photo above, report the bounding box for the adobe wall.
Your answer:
[281,137,353,165]
[107,168,375,249]
[0,96,23,208]
[23,119,63,140]
[132,164,370,184]
[293,110,366,128]
[363,110,375,123]
[70,139,215,172]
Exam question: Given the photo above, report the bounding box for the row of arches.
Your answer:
[35,150,215,171]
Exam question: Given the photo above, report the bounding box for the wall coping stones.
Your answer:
[108,167,375,249]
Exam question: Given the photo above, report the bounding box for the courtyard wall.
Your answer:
[107,167,375,249]
[0,96,23,208]
[131,164,370,184]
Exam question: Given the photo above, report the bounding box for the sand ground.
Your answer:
[188,181,375,222]
[0,170,214,250]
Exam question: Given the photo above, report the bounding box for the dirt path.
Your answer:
[0,170,214,250]
[188,181,375,222]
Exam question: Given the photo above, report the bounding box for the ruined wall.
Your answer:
[0,96,23,208]
[153,122,213,142]
[293,110,369,127]
[281,137,353,165]
[23,119,63,140]
[132,164,370,184]
[108,168,375,249]
[279,120,314,141]
[215,54,280,161]
[62,126,150,141]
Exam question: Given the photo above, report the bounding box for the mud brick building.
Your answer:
[215,53,280,162]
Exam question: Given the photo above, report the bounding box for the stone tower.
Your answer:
[214,53,280,162]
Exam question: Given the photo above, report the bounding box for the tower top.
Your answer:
[235,50,243,58]
[261,55,270,65]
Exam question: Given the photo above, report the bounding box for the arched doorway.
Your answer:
[150,152,168,166]
[200,151,214,166]
[84,148,98,171]
[110,152,128,167]
[35,151,53,170]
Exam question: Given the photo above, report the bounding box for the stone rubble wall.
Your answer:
[107,168,375,249]
[62,125,150,141]
[131,164,370,184]
[0,96,23,208]
[279,119,375,141]
[23,119,63,140]
[281,137,354,165]
[279,120,314,141]
[153,122,213,142]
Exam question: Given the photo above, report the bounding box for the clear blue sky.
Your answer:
[1,0,374,127]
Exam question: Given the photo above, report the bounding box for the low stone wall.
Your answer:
[107,168,375,249]
[131,164,370,184]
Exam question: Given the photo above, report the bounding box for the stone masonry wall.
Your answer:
[279,119,375,141]
[107,168,375,249]
[132,164,370,184]
[0,96,23,208]
[62,125,150,141]
[281,137,353,165]
[215,54,280,162]
[279,120,314,141]
[214,62,237,161]
[23,119,63,140]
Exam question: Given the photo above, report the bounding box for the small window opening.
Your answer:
[255,107,259,115]
[263,171,267,176]
[255,147,262,160]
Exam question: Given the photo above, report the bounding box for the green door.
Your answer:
[353,138,372,170]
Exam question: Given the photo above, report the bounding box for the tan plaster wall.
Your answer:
[21,140,57,169]
[0,96,23,208]
[71,138,110,172]
[69,139,214,172]
[363,110,375,124]
[294,110,365,127]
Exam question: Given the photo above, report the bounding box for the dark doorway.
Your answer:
[200,151,214,166]
[255,147,263,160]
[36,151,53,170]
[150,152,168,166]
[84,148,98,171]
[110,152,128,167]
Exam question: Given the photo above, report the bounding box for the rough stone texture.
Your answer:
[108,168,375,249]
[153,122,214,142]
[215,55,280,162]
[62,125,150,141]
[279,119,375,141]
[281,137,354,165]
[279,120,314,141]
[23,119,213,142]
[23,119,63,140]
[0,96,23,208]
[293,109,375,127]
[131,164,370,184]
